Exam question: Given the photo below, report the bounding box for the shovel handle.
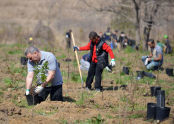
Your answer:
[71,32,84,88]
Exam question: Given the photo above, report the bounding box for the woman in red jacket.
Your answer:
[73,31,115,91]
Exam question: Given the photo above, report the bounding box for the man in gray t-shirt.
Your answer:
[142,39,163,70]
[25,46,63,105]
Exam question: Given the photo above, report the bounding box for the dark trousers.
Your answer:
[86,62,104,89]
[38,85,63,102]
[26,85,63,105]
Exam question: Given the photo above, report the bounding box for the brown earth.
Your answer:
[0,44,174,124]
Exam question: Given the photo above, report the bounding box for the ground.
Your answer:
[0,43,174,124]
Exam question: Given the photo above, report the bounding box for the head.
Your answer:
[114,30,118,34]
[89,31,99,43]
[120,32,125,37]
[99,32,103,37]
[147,39,155,48]
[25,46,41,63]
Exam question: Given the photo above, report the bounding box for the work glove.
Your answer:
[25,89,30,95]
[34,85,44,94]
[110,59,115,67]
[73,46,79,51]
[105,66,112,72]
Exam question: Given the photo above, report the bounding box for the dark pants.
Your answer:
[38,85,63,102]
[86,62,104,90]
[66,39,71,48]
[26,85,63,105]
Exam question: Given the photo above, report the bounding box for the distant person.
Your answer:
[118,32,126,49]
[128,39,136,48]
[65,29,72,49]
[122,36,129,48]
[25,46,63,105]
[111,30,118,49]
[99,32,105,41]
[142,39,163,70]
[163,35,172,54]
[73,31,115,91]
[80,52,91,71]
[103,27,112,46]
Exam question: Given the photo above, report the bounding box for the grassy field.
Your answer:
[0,42,174,124]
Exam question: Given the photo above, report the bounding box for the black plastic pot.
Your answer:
[147,103,157,120]
[166,68,173,76]
[156,107,170,121]
[20,57,28,65]
[136,71,144,80]
[156,90,165,108]
[26,94,40,105]
[150,86,161,97]
[123,67,129,75]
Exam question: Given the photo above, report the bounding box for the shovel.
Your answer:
[71,32,84,88]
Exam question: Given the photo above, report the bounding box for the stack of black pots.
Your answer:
[147,87,171,121]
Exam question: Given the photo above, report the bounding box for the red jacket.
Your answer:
[79,39,115,63]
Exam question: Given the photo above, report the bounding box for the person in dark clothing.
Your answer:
[65,29,72,48]
[103,27,112,45]
[111,30,118,49]
[118,32,126,49]
[164,35,172,54]
[73,31,115,91]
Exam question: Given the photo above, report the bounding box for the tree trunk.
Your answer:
[133,0,141,46]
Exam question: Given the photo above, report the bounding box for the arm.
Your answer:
[42,70,55,87]
[102,43,115,59]
[79,42,91,51]
[26,72,34,90]
[149,54,162,61]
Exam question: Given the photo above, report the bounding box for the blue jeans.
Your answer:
[142,56,162,70]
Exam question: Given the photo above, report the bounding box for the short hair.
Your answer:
[148,39,154,44]
[89,31,98,39]
[25,46,39,56]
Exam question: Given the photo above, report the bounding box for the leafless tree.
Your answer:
[82,0,174,49]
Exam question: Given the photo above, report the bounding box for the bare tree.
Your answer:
[82,0,142,45]
[82,0,174,49]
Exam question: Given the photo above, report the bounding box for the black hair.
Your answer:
[148,39,154,44]
[89,31,98,39]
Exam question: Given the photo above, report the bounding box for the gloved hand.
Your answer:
[105,66,112,72]
[73,46,79,51]
[110,59,115,67]
[26,89,30,95]
[34,85,44,94]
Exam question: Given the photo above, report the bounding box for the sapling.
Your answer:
[30,61,48,96]
[34,61,48,85]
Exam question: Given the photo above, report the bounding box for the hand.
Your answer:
[110,59,115,67]
[73,46,79,51]
[26,89,30,95]
[34,85,44,94]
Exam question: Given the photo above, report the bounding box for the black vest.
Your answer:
[90,39,109,67]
